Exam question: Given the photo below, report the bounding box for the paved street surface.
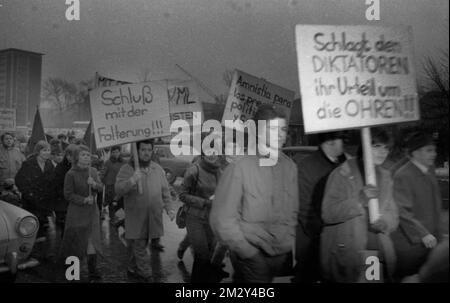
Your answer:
[15,180,235,283]
[14,177,449,283]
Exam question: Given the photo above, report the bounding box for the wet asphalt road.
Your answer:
[15,204,196,283]
[13,178,450,283]
[15,180,236,283]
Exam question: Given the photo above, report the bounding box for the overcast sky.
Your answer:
[1,0,448,98]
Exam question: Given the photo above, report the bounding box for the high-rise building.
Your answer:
[0,48,43,127]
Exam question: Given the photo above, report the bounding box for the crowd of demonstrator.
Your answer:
[1,106,448,283]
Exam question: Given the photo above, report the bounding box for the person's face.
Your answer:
[371,143,390,166]
[138,143,153,162]
[53,153,64,164]
[412,145,437,168]
[2,135,14,148]
[78,150,91,166]
[326,139,344,158]
[39,147,51,161]
[111,149,121,159]
[263,118,287,150]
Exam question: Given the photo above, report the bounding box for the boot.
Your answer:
[87,254,102,281]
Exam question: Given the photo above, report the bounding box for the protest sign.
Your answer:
[96,73,203,126]
[295,25,419,133]
[96,73,131,87]
[221,70,295,123]
[168,80,203,126]
[0,108,16,131]
[89,81,171,149]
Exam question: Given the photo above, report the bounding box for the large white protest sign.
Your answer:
[295,25,419,133]
[89,81,171,149]
[168,80,203,126]
[0,108,16,131]
[221,70,295,123]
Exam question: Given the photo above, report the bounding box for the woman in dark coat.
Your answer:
[15,140,55,238]
[59,145,104,281]
[52,144,78,238]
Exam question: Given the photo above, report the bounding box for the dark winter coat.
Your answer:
[53,157,72,212]
[179,160,221,221]
[59,165,103,259]
[391,161,443,245]
[294,148,345,237]
[15,155,55,218]
[320,159,398,282]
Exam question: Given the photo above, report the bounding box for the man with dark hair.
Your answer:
[391,131,445,281]
[293,131,346,283]
[115,139,175,282]
[57,134,69,151]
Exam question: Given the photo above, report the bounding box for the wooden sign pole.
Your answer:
[132,142,143,194]
[361,127,380,224]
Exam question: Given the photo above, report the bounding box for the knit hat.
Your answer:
[317,131,346,145]
[405,131,435,154]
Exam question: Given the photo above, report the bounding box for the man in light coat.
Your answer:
[115,139,175,282]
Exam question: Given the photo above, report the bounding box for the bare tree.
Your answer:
[222,69,234,88]
[422,51,449,98]
[43,78,78,112]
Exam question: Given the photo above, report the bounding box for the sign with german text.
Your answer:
[0,108,16,131]
[168,80,203,126]
[221,70,295,123]
[96,74,203,126]
[295,25,419,133]
[89,81,171,148]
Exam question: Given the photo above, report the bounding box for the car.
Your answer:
[153,144,199,184]
[0,200,40,282]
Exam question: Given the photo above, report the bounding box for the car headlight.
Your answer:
[16,216,39,237]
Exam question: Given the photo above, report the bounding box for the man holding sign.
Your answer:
[90,80,174,281]
[115,139,175,282]
[295,24,419,282]
[320,128,398,282]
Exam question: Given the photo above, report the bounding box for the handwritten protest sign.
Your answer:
[168,80,203,126]
[295,25,419,133]
[221,70,295,123]
[96,73,131,87]
[96,74,203,126]
[89,81,171,149]
[0,108,16,131]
